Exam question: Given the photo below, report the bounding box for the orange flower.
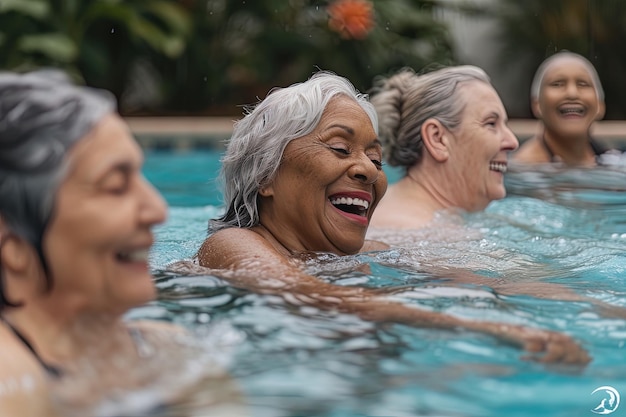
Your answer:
[328,0,375,40]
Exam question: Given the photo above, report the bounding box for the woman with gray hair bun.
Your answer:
[0,70,233,417]
[369,65,519,230]
[196,71,590,366]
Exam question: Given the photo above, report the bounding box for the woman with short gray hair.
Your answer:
[0,70,223,417]
[511,51,607,166]
[211,71,378,233]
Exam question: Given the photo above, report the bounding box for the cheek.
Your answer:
[375,175,388,199]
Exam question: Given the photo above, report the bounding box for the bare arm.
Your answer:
[413,263,626,321]
[196,228,590,365]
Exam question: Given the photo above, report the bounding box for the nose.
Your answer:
[565,80,579,98]
[502,126,519,152]
[349,153,380,184]
[138,175,168,226]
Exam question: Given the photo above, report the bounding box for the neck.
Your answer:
[251,223,297,258]
[542,130,596,165]
[404,170,450,214]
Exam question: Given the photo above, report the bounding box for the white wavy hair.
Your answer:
[210,71,377,232]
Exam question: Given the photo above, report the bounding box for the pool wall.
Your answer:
[129,117,626,151]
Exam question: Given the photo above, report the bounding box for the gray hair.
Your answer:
[370,65,491,168]
[0,69,115,309]
[210,71,377,232]
[530,51,604,101]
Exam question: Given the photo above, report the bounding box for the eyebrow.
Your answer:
[95,160,135,181]
[326,124,382,147]
[327,123,355,135]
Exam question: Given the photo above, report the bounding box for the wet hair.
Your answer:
[530,51,605,101]
[370,65,491,168]
[0,70,115,311]
[210,71,377,232]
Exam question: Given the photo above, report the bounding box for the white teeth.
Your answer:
[330,197,369,210]
[489,162,507,173]
[560,108,584,115]
[117,249,150,262]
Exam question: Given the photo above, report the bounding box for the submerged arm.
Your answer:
[196,228,590,365]
[420,264,626,321]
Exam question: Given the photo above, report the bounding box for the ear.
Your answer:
[0,234,32,274]
[531,98,542,119]
[421,118,450,163]
[595,100,606,121]
[258,182,274,197]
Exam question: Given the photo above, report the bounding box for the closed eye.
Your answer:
[330,146,350,155]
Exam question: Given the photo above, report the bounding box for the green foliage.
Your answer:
[158,0,456,114]
[0,0,191,101]
[0,0,455,115]
[488,0,626,119]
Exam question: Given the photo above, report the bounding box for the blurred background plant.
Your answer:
[0,0,456,115]
[0,0,191,112]
[143,0,457,115]
[2,0,625,118]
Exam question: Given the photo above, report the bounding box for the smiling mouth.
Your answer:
[489,161,507,173]
[329,196,370,217]
[559,106,585,116]
[116,249,150,263]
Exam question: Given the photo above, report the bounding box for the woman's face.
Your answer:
[446,81,519,211]
[44,114,167,315]
[534,57,603,137]
[259,96,387,255]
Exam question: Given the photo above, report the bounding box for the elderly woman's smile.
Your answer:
[329,192,371,218]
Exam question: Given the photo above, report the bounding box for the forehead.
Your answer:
[543,57,595,81]
[319,95,371,124]
[458,81,503,116]
[65,114,141,176]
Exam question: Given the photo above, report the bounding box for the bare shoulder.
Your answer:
[360,239,389,252]
[510,137,546,164]
[197,227,277,269]
[0,334,54,417]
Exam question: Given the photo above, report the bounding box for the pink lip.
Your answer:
[328,190,373,226]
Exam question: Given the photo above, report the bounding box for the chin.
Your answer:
[337,240,365,256]
[112,283,157,313]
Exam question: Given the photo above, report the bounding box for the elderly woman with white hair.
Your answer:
[0,71,234,417]
[196,70,590,365]
[511,51,607,166]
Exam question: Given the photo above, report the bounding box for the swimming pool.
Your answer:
[140,149,626,417]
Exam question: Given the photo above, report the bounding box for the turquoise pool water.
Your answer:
[141,150,626,417]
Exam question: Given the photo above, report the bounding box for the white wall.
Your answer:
[435,0,532,117]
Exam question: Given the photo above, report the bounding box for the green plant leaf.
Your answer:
[129,16,184,57]
[144,0,192,36]
[18,33,78,62]
[0,0,49,18]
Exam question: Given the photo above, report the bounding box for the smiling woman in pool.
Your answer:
[196,71,590,365]
[0,70,227,417]
[367,65,519,231]
[511,51,607,166]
